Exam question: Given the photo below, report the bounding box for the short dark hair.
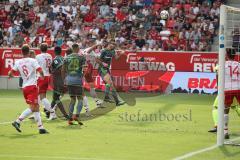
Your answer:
[22,45,30,55]
[72,43,79,49]
[40,43,48,52]
[29,50,35,57]
[66,48,73,55]
[226,48,236,60]
[72,43,79,53]
[54,46,62,55]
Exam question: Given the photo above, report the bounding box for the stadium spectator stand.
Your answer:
[0,0,225,51]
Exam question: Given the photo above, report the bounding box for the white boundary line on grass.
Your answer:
[0,120,30,125]
[0,121,12,125]
[0,154,104,160]
[173,137,240,160]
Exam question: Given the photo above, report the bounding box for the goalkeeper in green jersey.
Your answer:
[208,65,240,133]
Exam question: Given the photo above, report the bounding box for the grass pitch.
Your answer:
[0,90,240,160]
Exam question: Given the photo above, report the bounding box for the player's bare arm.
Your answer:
[37,67,44,78]
[61,64,66,80]
[95,58,108,67]
[8,70,15,78]
[85,43,102,54]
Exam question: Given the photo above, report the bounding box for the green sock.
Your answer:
[111,87,119,103]
[104,84,111,99]
[212,109,218,126]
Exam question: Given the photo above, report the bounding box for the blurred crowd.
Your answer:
[0,0,225,51]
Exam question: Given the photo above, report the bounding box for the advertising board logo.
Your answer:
[190,54,217,72]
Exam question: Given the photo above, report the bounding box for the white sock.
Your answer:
[38,96,41,104]
[90,88,97,99]
[224,114,229,134]
[16,108,32,123]
[33,112,44,129]
[83,96,89,112]
[41,98,54,113]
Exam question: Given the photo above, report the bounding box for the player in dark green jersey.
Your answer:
[50,46,69,120]
[62,44,85,125]
[96,42,126,106]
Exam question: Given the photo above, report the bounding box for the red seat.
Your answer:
[154,0,163,4]
[163,0,171,6]
[152,4,162,11]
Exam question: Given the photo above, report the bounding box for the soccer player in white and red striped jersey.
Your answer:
[223,48,240,139]
[36,43,56,120]
[8,45,48,134]
[79,42,103,115]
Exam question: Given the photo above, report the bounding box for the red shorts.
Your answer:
[22,85,38,105]
[225,90,240,106]
[37,76,50,94]
[84,64,94,83]
[84,72,94,83]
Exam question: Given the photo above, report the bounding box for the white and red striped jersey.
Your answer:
[12,58,41,88]
[225,60,240,91]
[36,53,52,76]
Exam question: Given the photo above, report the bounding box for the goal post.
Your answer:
[217,4,226,146]
[217,5,240,146]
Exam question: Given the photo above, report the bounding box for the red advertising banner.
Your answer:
[0,48,57,76]
[111,51,218,72]
[0,48,220,93]
[0,49,219,76]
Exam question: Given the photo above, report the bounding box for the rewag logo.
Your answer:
[2,50,22,68]
[126,53,175,71]
[190,54,217,72]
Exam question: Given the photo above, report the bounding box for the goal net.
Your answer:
[218,5,240,146]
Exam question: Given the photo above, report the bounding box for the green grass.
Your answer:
[0,90,240,160]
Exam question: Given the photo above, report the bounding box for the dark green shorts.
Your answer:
[67,85,83,96]
[98,67,110,80]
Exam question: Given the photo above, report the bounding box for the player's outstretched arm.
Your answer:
[37,67,44,78]
[61,64,67,82]
[8,61,19,78]
[8,70,15,79]
[85,43,102,54]
[95,58,108,67]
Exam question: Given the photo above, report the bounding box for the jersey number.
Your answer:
[68,59,79,71]
[228,65,239,79]
[22,65,29,77]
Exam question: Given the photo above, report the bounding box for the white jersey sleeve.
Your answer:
[224,60,240,91]
[36,53,52,76]
[80,47,100,60]
[14,58,40,88]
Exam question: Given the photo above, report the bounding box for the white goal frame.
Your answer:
[217,4,226,146]
[217,5,240,146]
